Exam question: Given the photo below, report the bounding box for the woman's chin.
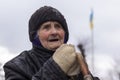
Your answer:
[48,44,61,51]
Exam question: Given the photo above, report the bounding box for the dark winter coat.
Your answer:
[3,45,99,80]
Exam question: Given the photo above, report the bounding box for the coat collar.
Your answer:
[32,44,55,58]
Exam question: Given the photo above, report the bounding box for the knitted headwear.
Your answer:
[29,6,69,45]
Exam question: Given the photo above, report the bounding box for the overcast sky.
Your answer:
[0,0,120,79]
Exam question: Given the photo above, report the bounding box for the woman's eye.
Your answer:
[42,25,50,30]
[55,24,62,29]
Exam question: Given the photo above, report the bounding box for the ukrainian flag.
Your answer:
[90,9,93,30]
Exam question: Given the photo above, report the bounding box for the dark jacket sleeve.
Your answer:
[32,58,69,80]
[4,61,28,80]
[4,58,69,80]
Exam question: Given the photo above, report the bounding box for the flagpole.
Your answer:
[90,8,94,74]
[91,26,94,74]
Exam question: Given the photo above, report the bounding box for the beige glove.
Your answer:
[67,58,80,76]
[67,52,90,76]
[53,44,76,74]
[67,53,82,76]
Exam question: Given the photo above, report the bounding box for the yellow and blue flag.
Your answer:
[90,9,94,30]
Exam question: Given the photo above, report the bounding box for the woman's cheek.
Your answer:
[39,31,49,40]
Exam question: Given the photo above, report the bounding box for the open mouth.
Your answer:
[49,39,59,42]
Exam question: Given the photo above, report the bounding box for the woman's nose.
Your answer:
[51,27,57,34]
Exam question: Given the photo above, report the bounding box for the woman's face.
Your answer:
[37,21,65,51]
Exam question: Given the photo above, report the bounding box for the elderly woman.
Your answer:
[3,6,99,80]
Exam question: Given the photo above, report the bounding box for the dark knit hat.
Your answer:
[29,6,69,43]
